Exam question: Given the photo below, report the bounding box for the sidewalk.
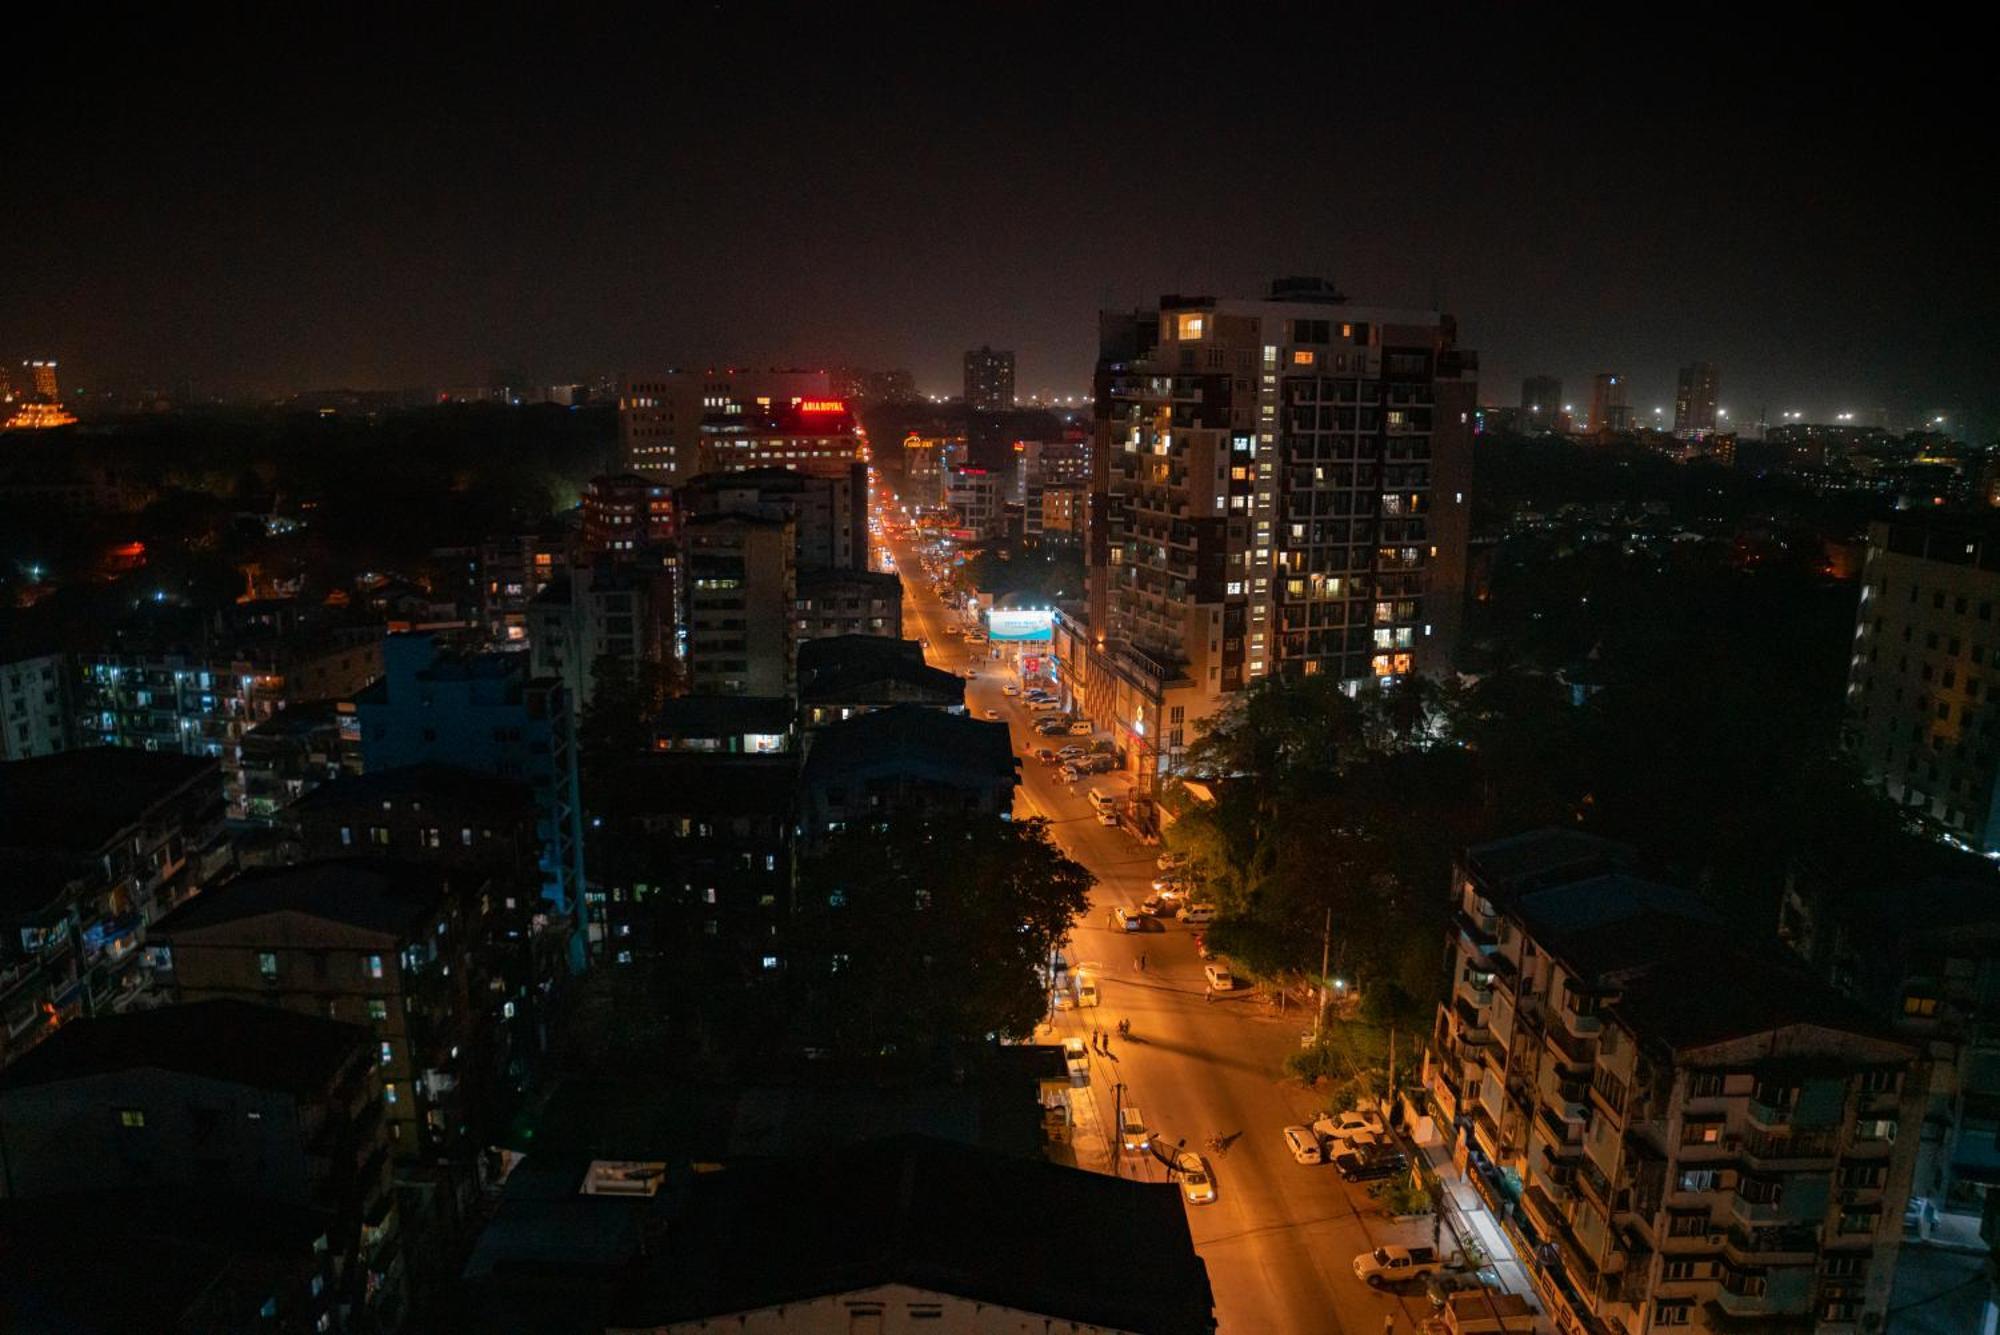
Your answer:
[1418,1135,1554,1333]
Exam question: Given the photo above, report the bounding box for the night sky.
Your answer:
[6,9,1993,432]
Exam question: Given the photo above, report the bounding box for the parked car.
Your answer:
[1067,721,1093,735]
[1319,1107,1388,1140]
[1176,1151,1217,1205]
[1353,1244,1448,1288]
[1282,1125,1323,1165]
[1029,699,1061,712]
[1062,1037,1090,1082]
[1204,963,1234,990]
[1112,906,1144,932]
[1059,744,1087,759]
[1177,903,1217,925]
[1034,748,1058,764]
[1140,897,1169,916]
[1334,1146,1410,1183]
[1096,809,1119,827]
[1002,685,1020,696]
[1058,764,1080,782]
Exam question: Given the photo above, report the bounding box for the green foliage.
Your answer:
[791,815,1095,1057]
[577,654,678,819]
[1376,1176,1432,1216]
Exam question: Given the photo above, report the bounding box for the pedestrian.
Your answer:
[1138,952,1147,971]
[1383,1316,1395,1335]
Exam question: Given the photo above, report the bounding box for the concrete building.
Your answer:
[1521,374,1563,422]
[0,749,231,1065]
[1425,830,1923,1335]
[0,646,71,760]
[679,465,869,572]
[700,397,865,480]
[799,705,1016,837]
[480,525,572,647]
[354,634,585,947]
[794,568,903,644]
[154,859,492,1161]
[0,999,402,1329]
[798,635,964,728]
[682,512,797,697]
[963,346,1016,412]
[1844,517,2000,847]
[619,369,835,483]
[1589,372,1630,433]
[580,472,676,562]
[1674,362,1722,438]
[77,623,382,817]
[239,699,359,818]
[946,465,1003,540]
[528,556,675,710]
[1072,280,1476,793]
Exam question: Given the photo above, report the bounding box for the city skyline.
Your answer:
[2,12,1992,435]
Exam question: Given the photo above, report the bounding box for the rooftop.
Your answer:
[1610,946,1903,1056]
[1515,873,1718,978]
[1464,827,1634,900]
[153,857,452,939]
[802,705,1014,784]
[615,1134,1214,1333]
[289,762,534,818]
[652,693,795,740]
[0,999,369,1097]
[0,748,218,853]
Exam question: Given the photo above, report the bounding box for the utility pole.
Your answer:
[1387,1023,1397,1111]
[1314,908,1332,1042]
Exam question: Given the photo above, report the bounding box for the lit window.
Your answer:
[1176,313,1206,341]
[257,952,279,980]
[367,999,388,1021]
[380,1040,393,1067]
[1292,350,1315,366]
[366,954,384,980]
[385,1082,398,1104]
[119,1108,145,1128]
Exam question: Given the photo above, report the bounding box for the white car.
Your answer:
[1002,685,1020,696]
[1029,699,1060,712]
[1063,1037,1090,1082]
[1177,903,1217,925]
[1204,964,1234,991]
[1312,1121,1384,1157]
[1317,1108,1388,1140]
[1120,1107,1150,1153]
[1074,971,1100,1007]
[1112,906,1144,932]
[1058,744,1086,758]
[1068,721,1093,736]
[1176,1151,1217,1205]
[1283,1125,1324,1165]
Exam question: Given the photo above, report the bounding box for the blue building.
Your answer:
[355,635,585,967]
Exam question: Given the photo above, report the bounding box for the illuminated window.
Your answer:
[366,954,384,980]
[257,951,279,980]
[1177,313,1206,341]
[1293,350,1315,366]
[380,1041,393,1067]
[119,1108,146,1128]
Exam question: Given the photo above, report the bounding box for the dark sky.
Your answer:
[6,8,1994,433]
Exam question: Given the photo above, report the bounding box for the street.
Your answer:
[885,526,1443,1335]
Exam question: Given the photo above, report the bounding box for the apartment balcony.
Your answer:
[1544,1019,1595,1071]
[1558,1003,1603,1040]
[1455,908,1499,951]
[1724,1221,1819,1263]
[1536,1099,1587,1154]
[1742,1125,1839,1165]
[1729,1192,1793,1226]
[1745,1097,1794,1128]
[1453,995,1495,1049]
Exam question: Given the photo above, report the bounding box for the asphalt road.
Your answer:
[884,525,1443,1335]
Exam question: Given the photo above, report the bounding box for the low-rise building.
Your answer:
[0,748,230,1064]
[0,999,401,1329]
[797,634,964,728]
[1425,830,1924,1334]
[239,699,360,818]
[799,705,1015,837]
[794,567,903,643]
[651,694,797,755]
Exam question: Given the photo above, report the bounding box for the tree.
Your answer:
[790,814,1094,1057]
[577,654,676,820]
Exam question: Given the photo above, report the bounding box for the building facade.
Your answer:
[682,512,797,697]
[1,648,71,760]
[619,369,835,484]
[680,466,869,573]
[1589,372,1630,433]
[1071,280,1476,792]
[1844,517,2000,849]
[1426,831,1923,1335]
[963,346,1016,412]
[1674,362,1722,438]
[581,472,677,562]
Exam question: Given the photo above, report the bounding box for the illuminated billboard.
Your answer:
[987,608,1054,642]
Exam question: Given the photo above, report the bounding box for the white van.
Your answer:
[1074,971,1100,1007]
[1086,789,1116,815]
[1120,1107,1151,1153]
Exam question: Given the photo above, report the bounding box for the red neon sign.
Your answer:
[798,399,847,413]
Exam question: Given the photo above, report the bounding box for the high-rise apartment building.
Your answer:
[1071,279,1475,789]
[1589,372,1630,433]
[681,511,797,697]
[679,465,869,572]
[1844,517,2000,847]
[22,360,59,400]
[618,369,834,483]
[580,472,676,562]
[1521,374,1563,424]
[963,346,1015,412]
[1674,361,1722,437]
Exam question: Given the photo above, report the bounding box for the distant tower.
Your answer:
[963,346,1015,412]
[1673,362,1721,437]
[23,360,59,400]
[1589,373,1629,433]
[1521,375,1562,423]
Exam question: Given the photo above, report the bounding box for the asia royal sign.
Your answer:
[798,399,847,413]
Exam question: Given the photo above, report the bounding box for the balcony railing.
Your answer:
[1743,1125,1838,1163]
[1726,1222,1819,1259]
[1544,1019,1595,1068]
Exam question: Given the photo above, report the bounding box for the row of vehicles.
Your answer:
[1114,1106,1217,1206]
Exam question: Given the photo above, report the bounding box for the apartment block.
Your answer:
[619,369,834,484]
[794,568,903,643]
[1072,279,1476,793]
[682,511,797,698]
[680,465,869,572]
[1426,831,1922,1334]
[1844,516,2000,849]
[1,646,71,760]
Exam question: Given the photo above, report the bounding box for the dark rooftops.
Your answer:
[1515,873,1718,979]
[153,857,452,939]
[0,999,370,1096]
[1610,948,1903,1055]
[0,747,218,853]
[652,693,796,740]
[799,635,963,707]
[797,567,902,596]
[1464,827,1635,901]
[289,761,534,817]
[802,705,1014,783]
[616,1134,1214,1333]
